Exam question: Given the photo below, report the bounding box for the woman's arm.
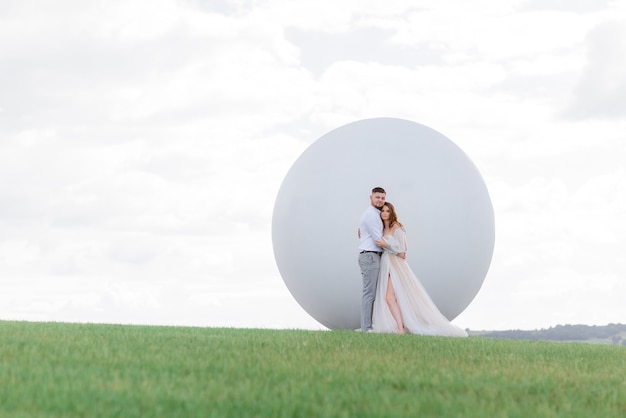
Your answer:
[375,227,407,255]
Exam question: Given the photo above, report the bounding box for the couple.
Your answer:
[358,187,468,337]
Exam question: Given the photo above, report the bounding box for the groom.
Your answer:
[357,186,387,332]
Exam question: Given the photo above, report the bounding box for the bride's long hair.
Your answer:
[382,202,403,229]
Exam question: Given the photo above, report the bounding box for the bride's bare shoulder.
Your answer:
[390,224,404,234]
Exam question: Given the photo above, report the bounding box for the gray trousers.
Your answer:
[358,251,381,331]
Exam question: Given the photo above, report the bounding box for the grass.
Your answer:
[1,321,625,417]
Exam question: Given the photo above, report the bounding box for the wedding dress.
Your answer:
[372,227,468,337]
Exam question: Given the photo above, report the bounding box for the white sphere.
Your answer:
[272,118,495,330]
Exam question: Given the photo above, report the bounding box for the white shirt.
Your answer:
[358,205,383,252]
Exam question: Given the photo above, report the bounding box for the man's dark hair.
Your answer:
[371,187,386,194]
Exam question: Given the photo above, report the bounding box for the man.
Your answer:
[357,187,386,332]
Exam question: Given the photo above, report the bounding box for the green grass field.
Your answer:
[1,321,624,417]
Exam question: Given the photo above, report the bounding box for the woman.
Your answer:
[372,202,468,337]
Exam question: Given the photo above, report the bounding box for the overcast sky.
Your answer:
[1,0,625,331]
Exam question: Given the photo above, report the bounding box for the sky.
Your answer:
[1,0,625,331]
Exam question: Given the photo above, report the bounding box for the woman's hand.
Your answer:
[374,239,388,248]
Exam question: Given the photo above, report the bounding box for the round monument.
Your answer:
[272,117,495,329]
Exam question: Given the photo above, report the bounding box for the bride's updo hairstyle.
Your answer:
[382,202,403,229]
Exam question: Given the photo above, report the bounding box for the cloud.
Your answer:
[567,20,626,120]
[458,166,626,329]
[521,0,611,13]
[0,0,315,136]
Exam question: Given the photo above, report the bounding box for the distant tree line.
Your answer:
[478,323,626,345]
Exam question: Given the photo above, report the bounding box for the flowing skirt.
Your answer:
[372,252,468,337]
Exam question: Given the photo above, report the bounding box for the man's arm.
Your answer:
[362,209,383,242]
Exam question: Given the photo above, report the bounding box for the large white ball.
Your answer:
[272,118,495,330]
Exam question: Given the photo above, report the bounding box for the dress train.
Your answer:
[371,228,468,337]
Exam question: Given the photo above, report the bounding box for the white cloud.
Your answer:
[568,19,626,120]
[522,0,612,14]
[390,8,594,60]
[457,163,626,329]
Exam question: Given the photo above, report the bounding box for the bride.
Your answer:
[372,202,468,337]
